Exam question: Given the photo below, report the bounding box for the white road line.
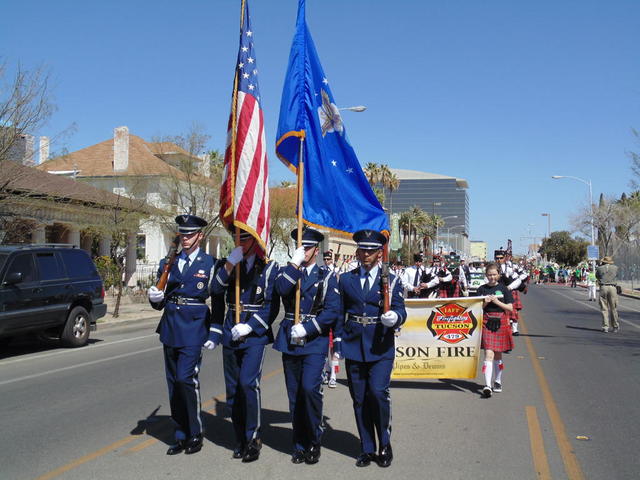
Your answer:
[550,289,640,330]
[0,334,158,366]
[0,346,161,387]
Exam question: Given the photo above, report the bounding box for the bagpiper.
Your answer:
[494,249,524,335]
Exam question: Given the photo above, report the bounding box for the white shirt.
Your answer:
[360,265,379,290]
[178,248,200,273]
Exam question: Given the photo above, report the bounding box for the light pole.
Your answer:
[338,105,367,112]
[447,225,465,254]
[552,175,596,271]
[440,216,459,252]
[431,202,442,253]
[541,213,550,239]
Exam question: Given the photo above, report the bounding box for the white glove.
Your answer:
[203,340,217,350]
[291,246,306,267]
[148,286,164,303]
[291,323,307,340]
[227,246,244,266]
[381,310,398,327]
[231,323,253,341]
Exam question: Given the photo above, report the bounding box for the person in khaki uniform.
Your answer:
[595,256,620,333]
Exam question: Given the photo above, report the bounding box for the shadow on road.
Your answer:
[390,379,464,391]
[0,335,103,360]
[566,325,603,333]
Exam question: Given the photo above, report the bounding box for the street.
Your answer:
[1,285,639,480]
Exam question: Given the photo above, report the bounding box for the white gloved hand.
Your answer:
[380,310,399,327]
[148,286,164,303]
[203,340,217,350]
[291,323,307,340]
[227,246,244,266]
[290,246,306,267]
[231,323,253,341]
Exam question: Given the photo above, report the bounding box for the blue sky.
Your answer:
[2,0,638,254]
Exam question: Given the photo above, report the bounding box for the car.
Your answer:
[0,244,107,347]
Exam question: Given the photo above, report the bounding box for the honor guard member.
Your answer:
[148,214,215,456]
[274,228,340,464]
[335,230,407,468]
[494,250,523,335]
[320,250,338,275]
[209,229,280,462]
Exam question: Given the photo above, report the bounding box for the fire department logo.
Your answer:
[426,303,477,345]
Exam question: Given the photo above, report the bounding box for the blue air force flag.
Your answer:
[276,0,389,236]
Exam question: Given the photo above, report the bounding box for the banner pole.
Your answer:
[294,133,305,326]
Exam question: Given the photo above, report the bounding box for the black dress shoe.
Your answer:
[166,441,184,455]
[355,452,376,467]
[291,450,306,464]
[377,444,393,467]
[233,443,246,459]
[242,439,262,463]
[184,434,203,455]
[305,443,321,464]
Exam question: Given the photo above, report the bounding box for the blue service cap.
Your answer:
[353,229,387,249]
[175,214,207,234]
[290,227,324,247]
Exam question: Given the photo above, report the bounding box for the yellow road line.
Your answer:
[520,316,585,480]
[34,436,138,480]
[525,405,552,480]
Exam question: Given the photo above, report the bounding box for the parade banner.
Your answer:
[392,297,484,379]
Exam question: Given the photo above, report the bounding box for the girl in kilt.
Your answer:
[477,263,514,398]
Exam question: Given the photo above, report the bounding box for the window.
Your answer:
[136,235,146,260]
[36,252,65,281]
[0,254,7,272]
[60,250,97,278]
[6,254,37,283]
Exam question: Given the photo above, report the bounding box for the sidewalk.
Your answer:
[98,294,161,327]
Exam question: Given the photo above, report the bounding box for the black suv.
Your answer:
[0,244,107,347]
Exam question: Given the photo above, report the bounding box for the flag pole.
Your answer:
[232,0,247,325]
[294,132,306,327]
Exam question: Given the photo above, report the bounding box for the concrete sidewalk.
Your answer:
[98,294,161,327]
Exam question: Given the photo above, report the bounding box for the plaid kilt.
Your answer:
[438,283,451,298]
[509,306,519,321]
[451,280,462,298]
[481,311,514,352]
[512,290,523,310]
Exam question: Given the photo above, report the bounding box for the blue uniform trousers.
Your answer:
[282,353,326,451]
[223,345,266,445]
[345,357,394,454]
[163,345,203,442]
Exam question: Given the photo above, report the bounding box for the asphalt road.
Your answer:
[1,285,638,480]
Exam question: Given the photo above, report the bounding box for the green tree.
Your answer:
[539,231,588,265]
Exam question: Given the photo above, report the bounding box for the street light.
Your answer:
[338,105,367,112]
[437,215,457,253]
[552,174,596,270]
[541,213,550,239]
[447,225,465,254]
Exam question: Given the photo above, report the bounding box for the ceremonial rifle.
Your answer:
[381,235,390,312]
[156,234,181,291]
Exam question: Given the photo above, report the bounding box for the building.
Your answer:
[38,126,227,284]
[470,241,488,261]
[386,168,470,256]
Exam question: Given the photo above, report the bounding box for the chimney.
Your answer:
[39,136,49,165]
[113,126,129,172]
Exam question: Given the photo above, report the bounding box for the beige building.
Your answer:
[470,241,488,261]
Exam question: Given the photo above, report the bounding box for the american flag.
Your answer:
[220,0,270,250]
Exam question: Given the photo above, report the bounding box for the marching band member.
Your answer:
[494,250,523,335]
[477,262,514,398]
[209,229,280,463]
[435,258,453,298]
[335,230,407,468]
[274,228,340,465]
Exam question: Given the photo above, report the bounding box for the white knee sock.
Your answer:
[483,361,493,387]
[494,360,503,384]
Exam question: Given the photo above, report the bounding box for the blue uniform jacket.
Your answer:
[151,252,215,347]
[209,257,280,349]
[273,263,340,356]
[335,267,406,362]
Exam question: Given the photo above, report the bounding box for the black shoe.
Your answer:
[377,445,393,467]
[184,434,203,454]
[291,450,306,464]
[233,443,246,459]
[355,452,376,467]
[166,441,184,455]
[482,386,492,398]
[242,439,262,463]
[305,443,321,464]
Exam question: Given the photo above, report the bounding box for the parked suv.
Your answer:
[0,244,107,347]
